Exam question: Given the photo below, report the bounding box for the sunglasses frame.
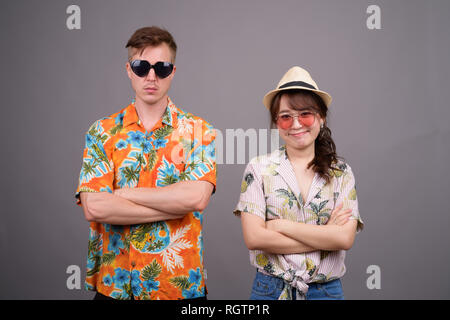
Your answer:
[276,110,318,129]
[129,60,174,79]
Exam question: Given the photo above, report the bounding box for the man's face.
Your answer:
[126,43,176,107]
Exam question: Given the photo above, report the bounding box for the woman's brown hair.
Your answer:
[269,89,343,183]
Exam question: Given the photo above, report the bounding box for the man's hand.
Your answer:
[111,181,214,215]
[79,191,185,225]
[113,188,126,198]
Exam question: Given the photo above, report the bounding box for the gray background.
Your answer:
[1,0,449,299]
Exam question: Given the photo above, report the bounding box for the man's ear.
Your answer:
[126,61,132,80]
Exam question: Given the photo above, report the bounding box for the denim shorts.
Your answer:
[249,271,345,300]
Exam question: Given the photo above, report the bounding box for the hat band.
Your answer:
[279,81,316,90]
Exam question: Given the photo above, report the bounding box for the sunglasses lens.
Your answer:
[154,62,174,78]
[277,112,316,129]
[299,112,315,127]
[131,60,151,77]
[277,115,293,130]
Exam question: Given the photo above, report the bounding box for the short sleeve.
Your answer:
[182,119,217,193]
[233,161,266,220]
[336,164,364,233]
[75,120,114,206]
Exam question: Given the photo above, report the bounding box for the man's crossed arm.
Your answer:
[80,181,214,225]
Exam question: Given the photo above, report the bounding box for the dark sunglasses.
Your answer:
[130,60,174,78]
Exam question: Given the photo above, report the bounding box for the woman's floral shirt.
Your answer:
[234,146,363,299]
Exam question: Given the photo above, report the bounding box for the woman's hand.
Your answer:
[263,204,356,251]
[326,203,352,226]
[265,203,352,240]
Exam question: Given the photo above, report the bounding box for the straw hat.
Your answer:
[263,66,332,109]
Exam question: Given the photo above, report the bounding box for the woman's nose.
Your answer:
[291,116,303,128]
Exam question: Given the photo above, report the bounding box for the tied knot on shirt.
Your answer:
[279,269,308,300]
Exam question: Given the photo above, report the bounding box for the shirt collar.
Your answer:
[122,97,177,128]
[268,145,287,164]
[271,145,327,206]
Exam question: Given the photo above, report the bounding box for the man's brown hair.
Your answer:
[126,26,177,63]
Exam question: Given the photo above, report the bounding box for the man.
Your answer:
[75,26,216,300]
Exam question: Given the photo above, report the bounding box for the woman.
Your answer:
[234,66,364,300]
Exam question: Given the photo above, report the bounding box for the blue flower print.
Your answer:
[127,131,145,147]
[143,280,160,292]
[104,224,124,233]
[142,140,153,153]
[114,112,124,125]
[131,270,143,296]
[153,138,168,150]
[103,274,113,287]
[112,268,130,288]
[108,233,124,255]
[115,139,128,150]
[182,285,201,299]
[188,268,202,287]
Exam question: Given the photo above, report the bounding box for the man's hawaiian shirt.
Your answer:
[75,97,216,300]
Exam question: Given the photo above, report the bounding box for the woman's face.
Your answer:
[276,94,324,151]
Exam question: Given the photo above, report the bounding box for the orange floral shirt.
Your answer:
[75,97,216,300]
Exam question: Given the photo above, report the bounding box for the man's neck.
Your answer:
[134,96,168,131]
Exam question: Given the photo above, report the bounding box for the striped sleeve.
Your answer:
[233,162,266,220]
[337,164,364,233]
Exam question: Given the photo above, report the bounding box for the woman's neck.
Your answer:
[285,144,315,167]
